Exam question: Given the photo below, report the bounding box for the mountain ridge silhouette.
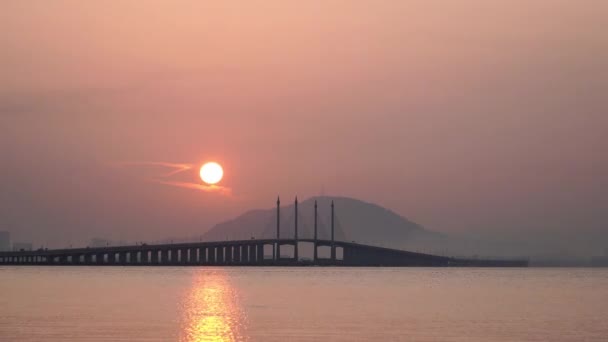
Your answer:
[202,196,440,249]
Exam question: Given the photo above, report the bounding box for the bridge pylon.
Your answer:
[294,196,298,261]
[314,200,318,262]
[276,196,280,261]
[331,200,335,260]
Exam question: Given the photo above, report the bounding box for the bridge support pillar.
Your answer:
[120,252,128,265]
[161,250,169,264]
[198,247,207,265]
[178,249,186,264]
[208,248,216,264]
[172,249,178,264]
[130,251,138,264]
[141,250,148,264]
[185,248,192,264]
[248,245,256,263]
[257,244,264,263]
[225,246,233,264]
[216,247,224,264]
[233,246,241,263]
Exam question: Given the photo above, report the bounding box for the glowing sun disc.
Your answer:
[200,162,223,185]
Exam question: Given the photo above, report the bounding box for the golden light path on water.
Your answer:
[180,270,247,342]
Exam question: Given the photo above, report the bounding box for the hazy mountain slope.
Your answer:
[201,196,602,261]
[202,196,438,248]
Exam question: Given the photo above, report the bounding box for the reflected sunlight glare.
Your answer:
[180,270,247,342]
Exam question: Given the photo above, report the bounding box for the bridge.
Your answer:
[0,198,528,267]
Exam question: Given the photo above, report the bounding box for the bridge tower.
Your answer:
[313,200,318,262]
[331,200,335,260]
[276,196,280,261]
[294,196,298,261]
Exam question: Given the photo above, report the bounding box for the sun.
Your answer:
[199,162,223,185]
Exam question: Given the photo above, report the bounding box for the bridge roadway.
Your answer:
[0,239,527,267]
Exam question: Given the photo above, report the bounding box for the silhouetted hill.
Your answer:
[202,196,442,249]
[192,196,606,262]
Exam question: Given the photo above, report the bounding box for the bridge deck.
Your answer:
[0,239,527,267]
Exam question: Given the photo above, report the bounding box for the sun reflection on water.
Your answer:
[180,270,247,342]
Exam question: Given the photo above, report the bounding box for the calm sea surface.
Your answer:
[1,267,607,341]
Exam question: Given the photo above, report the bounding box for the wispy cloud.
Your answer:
[113,161,232,196]
[114,161,193,177]
[153,180,232,195]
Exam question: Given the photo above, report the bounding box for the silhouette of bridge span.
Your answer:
[0,198,528,267]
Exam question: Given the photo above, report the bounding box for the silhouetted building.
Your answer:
[0,231,10,251]
[13,242,33,251]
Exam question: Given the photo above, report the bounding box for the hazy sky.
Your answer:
[1,1,607,252]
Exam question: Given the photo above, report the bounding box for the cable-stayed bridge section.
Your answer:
[0,198,527,267]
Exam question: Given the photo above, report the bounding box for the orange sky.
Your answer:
[1,1,607,251]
